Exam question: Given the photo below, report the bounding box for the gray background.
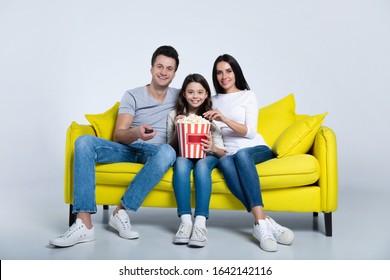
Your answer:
[1,0,389,260]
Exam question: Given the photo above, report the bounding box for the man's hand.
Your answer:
[139,125,156,140]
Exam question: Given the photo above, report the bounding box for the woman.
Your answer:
[168,73,226,247]
[203,54,294,252]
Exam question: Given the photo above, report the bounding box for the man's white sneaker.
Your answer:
[188,226,207,247]
[109,209,139,239]
[266,217,294,245]
[173,223,193,244]
[252,220,278,252]
[49,218,94,247]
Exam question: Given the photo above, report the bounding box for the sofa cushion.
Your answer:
[273,112,327,158]
[95,154,320,193]
[85,102,120,140]
[255,154,320,189]
[258,94,297,146]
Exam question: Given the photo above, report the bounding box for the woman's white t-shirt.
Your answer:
[211,90,268,155]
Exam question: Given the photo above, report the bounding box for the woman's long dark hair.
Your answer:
[212,54,250,94]
[175,73,212,116]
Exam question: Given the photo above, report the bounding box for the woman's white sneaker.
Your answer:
[49,218,94,247]
[266,217,294,245]
[252,219,278,252]
[109,209,139,239]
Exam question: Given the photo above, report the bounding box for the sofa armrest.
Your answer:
[64,122,96,204]
[311,126,338,212]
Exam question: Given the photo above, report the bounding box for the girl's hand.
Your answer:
[174,114,186,125]
[201,132,214,153]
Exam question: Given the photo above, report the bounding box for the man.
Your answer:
[50,45,180,247]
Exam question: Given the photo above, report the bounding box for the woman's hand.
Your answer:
[203,109,227,123]
[204,109,248,136]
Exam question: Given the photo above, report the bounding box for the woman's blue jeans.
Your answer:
[173,155,219,218]
[218,145,274,212]
[72,135,176,214]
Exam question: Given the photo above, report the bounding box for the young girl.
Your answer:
[168,73,226,247]
[203,54,294,252]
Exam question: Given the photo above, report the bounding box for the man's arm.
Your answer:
[113,114,156,145]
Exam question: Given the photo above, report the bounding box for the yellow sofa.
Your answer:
[64,94,338,236]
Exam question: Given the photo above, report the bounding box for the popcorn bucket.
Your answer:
[177,123,211,158]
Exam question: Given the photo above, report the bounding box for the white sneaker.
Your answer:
[49,218,94,247]
[173,223,192,244]
[188,226,207,247]
[266,217,294,245]
[252,220,278,252]
[109,209,139,239]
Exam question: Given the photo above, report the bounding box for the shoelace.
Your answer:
[192,227,207,240]
[117,214,131,230]
[177,224,192,237]
[267,218,285,233]
[62,223,83,238]
[257,223,274,240]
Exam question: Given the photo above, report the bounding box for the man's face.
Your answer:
[150,55,176,88]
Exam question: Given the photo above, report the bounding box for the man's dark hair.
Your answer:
[151,45,179,71]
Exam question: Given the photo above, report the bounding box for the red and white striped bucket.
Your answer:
[177,123,211,158]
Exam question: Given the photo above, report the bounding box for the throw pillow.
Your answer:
[85,102,120,140]
[258,94,297,146]
[273,112,328,158]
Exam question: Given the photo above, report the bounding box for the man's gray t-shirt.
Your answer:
[118,85,180,145]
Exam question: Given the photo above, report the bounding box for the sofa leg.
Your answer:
[313,212,318,217]
[324,212,332,237]
[103,205,109,210]
[69,204,76,226]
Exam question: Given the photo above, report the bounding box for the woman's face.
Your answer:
[216,61,238,93]
[183,82,208,113]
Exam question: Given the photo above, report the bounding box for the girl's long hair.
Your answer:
[175,73,212,116]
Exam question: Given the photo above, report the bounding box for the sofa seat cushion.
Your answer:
[95,163,175,190]
[256,154,320,190]
[95,154,319,194]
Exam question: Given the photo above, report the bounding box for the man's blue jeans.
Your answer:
[218,145,274,212]
[72,135,176,213]
[173,155,219,218]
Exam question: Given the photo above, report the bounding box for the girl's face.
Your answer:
[183,82,208,114]
[216,61,239,93]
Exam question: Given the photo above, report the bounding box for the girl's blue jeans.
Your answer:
[173,155,219,218]
[218,145,274,212]
[72,135,176,214]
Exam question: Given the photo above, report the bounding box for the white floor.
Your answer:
[1,177,389,261]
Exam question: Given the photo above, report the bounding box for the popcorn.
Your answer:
[176,115,211,158]
[177,115,210,124]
